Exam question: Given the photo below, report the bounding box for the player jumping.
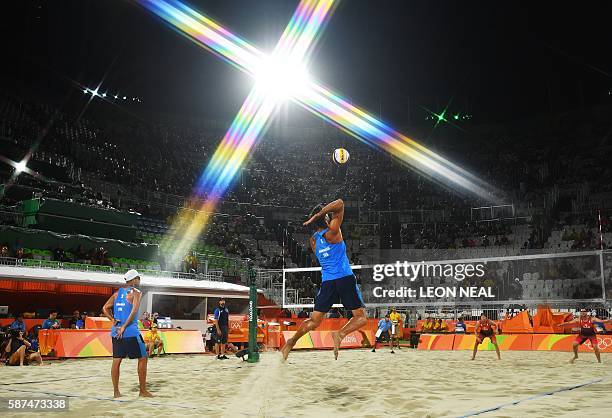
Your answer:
[281,199,367,360]
[559,308,612,364]
[471,313,501,360]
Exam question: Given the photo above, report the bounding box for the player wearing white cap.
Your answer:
[102,269,153,398]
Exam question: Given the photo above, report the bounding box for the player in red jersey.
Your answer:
[559,308,612,364]
[471,313,501,360]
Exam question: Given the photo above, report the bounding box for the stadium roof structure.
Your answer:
[0,265,250,294]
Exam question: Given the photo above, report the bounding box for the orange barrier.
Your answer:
[281,330,374,350]
[85,316,112,329]
[500,311,533,333]
[533,306,572,333]
[417,334,455,350]
[417,333,612,352]
[453,334,533,351]
[39,329,205,357]
[531,334,612,353]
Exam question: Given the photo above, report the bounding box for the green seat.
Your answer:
[24,259,39,267]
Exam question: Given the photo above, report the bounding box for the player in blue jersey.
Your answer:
[102,269,153,398]
[281,199,367,361]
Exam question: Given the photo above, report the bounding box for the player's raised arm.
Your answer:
[325,199,345,235]
[303,199,344,229]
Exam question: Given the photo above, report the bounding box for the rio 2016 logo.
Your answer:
[584,337,612,351]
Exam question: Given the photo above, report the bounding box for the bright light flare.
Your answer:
[254,56,311,101]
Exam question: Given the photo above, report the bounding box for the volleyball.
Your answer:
[333,148,350,164]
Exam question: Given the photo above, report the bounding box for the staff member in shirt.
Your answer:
[214,299,230,360]
[372,315,394,353]
[389,308,402,350]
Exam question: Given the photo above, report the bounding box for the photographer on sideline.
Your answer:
[4,329,43,366]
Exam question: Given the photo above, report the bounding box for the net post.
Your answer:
[599,250,606,303]
[247,261,259,363]
[282,268,286,308]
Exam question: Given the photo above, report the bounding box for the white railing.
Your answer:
[0,257,223,282]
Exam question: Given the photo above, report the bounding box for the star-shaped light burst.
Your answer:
[137,0,498,262]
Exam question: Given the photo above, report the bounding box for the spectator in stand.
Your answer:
[42,311,61,329]
[439,319,447,333]
[152,312,160,326]
[9,314,26,333]
[69,310,81,329]
[52,246,66,262]
[455,317,466,334]
[73,244,88,263]
[0,243,9,257]
[432,318,441,333]
[77,312,87,329]
[421,317,434,333]
[140,312,152,329]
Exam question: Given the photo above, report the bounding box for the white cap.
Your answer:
[125,269,140,282]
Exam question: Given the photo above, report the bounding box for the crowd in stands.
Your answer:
[2,90,612,293]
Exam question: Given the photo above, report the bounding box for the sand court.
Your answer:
[1,350,611,417]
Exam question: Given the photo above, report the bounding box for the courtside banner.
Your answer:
[417,334,455,350]
[452,334,533,351]
[351,249,603,306]
[531,334,612,353]
[40,329,205,357]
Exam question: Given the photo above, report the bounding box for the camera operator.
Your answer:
[3,329,43,366]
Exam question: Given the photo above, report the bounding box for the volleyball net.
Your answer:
[277,250,612,310]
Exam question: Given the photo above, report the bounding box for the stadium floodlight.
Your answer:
[14,160,27,174]
[137,0,499,261]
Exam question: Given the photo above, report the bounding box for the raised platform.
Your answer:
[417,333,612,352]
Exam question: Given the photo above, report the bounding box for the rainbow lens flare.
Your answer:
[136,0,498,262]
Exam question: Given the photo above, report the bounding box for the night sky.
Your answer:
[3,0,612,126]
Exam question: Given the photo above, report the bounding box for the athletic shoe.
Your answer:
[221,355,229,359]
[391,350,395,354]
[371,349,376,352]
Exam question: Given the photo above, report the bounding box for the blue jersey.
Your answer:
[378,319,392,332]
[313,228,353,282]
[112,287,140,338]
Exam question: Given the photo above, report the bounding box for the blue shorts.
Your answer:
[112,335,147,359]
[314,274,365,312]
